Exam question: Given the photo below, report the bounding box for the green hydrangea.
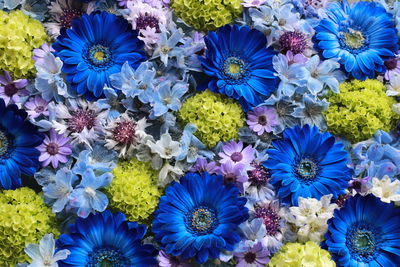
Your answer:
[0,187,59,266]
[106,158,161,223]
[171,0,242,32]
[179,90,245,148]
[269,242,335,267]
[325,79,399,143]
[0,10,48,79]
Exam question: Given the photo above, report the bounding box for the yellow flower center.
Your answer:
[94,51,105,61]
[344,30,365,49]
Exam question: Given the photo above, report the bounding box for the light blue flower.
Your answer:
[96,87,123,119]
[3,0,21,10]
[292,94,329,130]
[263,94,300,130]
[42,168,77,213]
[176,124,214,163]
[69,169,112,218]
[150,81,188,118]
[109,61,156,104]
[21,0,48,21]
[151,26,185,67]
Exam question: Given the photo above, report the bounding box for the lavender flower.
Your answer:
[246,107,279,135]
[189,158,219,174]
[233,242,270,267]
[384,53,400,81]
[158,250,191,267]
[217,161,248,188]
[0,71,28,105]
[24,96,49,119]
[32,43,55,65]
[242,0,266,7]
[37,129,72,168]
[219,141,255,168]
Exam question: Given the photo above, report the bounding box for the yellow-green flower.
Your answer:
[269,242,335,267]
[179,90,245,148]
[325,79,399,143]
[0,10,48,79]
[0,187,59,266]
[105,158,161,223]
[171,0,242,32]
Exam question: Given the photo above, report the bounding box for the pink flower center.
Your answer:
[60,9,84,28]
[254,206,281,236]
[136,15,160,32]
[230,152,243,162]
[279,31,307,54]
[248,164,270,186]
[46,142,59,155]
[68,109,96,133]
[4,84,18,97]
[113,120,137,144]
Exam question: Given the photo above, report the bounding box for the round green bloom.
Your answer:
[0,10,48,79]
[0,187,59,266]
[171,0,242,32]
[106,158,161,223]
[269,242,335,267]
[179,90,245,148]
[325,79,399,143]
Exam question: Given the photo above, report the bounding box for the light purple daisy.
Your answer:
[384,53,400,80]
[189,157,219,174]
[24,96,49,119]
[285,51,308,65]
[0,71,28,105]
[242,0,266,7]
[32,43,55,65]
[246,107,279,136]
[219,141,255,168]
[233,242,270,267]
[217,161,248,191]
[158,250,191,267]
[37,129,73,168]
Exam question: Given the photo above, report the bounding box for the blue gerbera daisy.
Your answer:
[53,11,147,99]
[323,194,400,266]
[200,24,278,110]
[0,99,43,189]
[314,0,398,80]
[57,210,158,266]
[152,172,249,264]
[263,124,351,205]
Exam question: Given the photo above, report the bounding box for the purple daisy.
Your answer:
[0,71,28,105]
[246,107,279,136]
[217,161,248,189]
[219,141,255,168]
[384,52,400,80]
[158,250,191,267]
[233,242,270,267]
[24,96,49,119]
[37,129,73,168]
[189,158,219,174]
[32,43,55,65]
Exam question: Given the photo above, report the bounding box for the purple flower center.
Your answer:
[304,0,325,9]
[244,252,257,263]
[4,84,18,97]
[0,131,9,157]
[248,164,270,186]
[113,121,137,144]
[34,105,45,113]
[258,115,267,126]
[279,31,307,54]
[230,152,243,162]
[384,58,398,70]
[46,142,59,155]
[60,9,84,28]
[254,205,281,236]
[68,109,96,133]
[136,15,160,32]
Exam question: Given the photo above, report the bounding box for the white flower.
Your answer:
[386,74,400,96]
[146,132,181,159]
[370,176,400,203]
[24,234,70,267]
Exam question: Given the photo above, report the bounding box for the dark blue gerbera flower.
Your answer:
[200,24,278,110]
[53,11,147,99]
[323,194,400,266]
[0,99,43,189]
[263,124,351,205]
[57,210,158,266]
[314,0,398,80]
[152,172,249,264]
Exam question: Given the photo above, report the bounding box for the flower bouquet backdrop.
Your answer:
[1,0,400,266]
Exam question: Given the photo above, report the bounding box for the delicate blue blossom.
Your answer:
[292,94,329,130]
[150,81,188,118]
[176,124,213,163]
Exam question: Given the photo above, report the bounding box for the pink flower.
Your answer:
[246,107,279,135]
[24,96,49,119]
[37,129,73,168]
[219,141,255,168]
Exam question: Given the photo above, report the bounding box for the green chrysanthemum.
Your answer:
[269,242,335,267]
[0,10,48,79]
[325,79,399,143]
[106,158,161,223]
[179,90,245,148]
[171,0,242,32]
[0,187,59,266]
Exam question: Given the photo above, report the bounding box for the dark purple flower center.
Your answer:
[68,109,96,133]
[254,205,281,236]
[304,0,325,9]
[258,115,267,126]
[279,31,307,54]
[248,164,270,187]
[60,9,84,28]
[34,105,45,113]
[46,142,59,155]
[384,58,398,70]
[244,252,257,263]
[4,84,18,97]
[136,15,160,32]
[0,130,9,157]
[113,121,137,144]
[336,194,350,208]
[230,152,243,162]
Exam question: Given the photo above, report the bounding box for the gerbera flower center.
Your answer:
[186,206,218,235]
[248,164,270,187]
[4,84,18,97]
[88,45,112,66]
[223,57,247,81]
[341,29,366,50]
[254,205,280,236]
[113,121,137,144]
[46,142,59,155]
[136,14,160,32]
[279,31,307,54]
[296,158,318,181]
[68,109,96,133]
[346,224,380,261]
[244,252,257,263]
[0,131,9,157]
[230,152,243,162]
[60,9,84,28]
[88,247,127,267]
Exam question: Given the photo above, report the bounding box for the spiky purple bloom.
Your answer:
[0,71,28,105]
[219,141,255,168]
[279,31,307,54]
[246,107,279,136]
[234,242,270,267]
[37,129,72,168]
